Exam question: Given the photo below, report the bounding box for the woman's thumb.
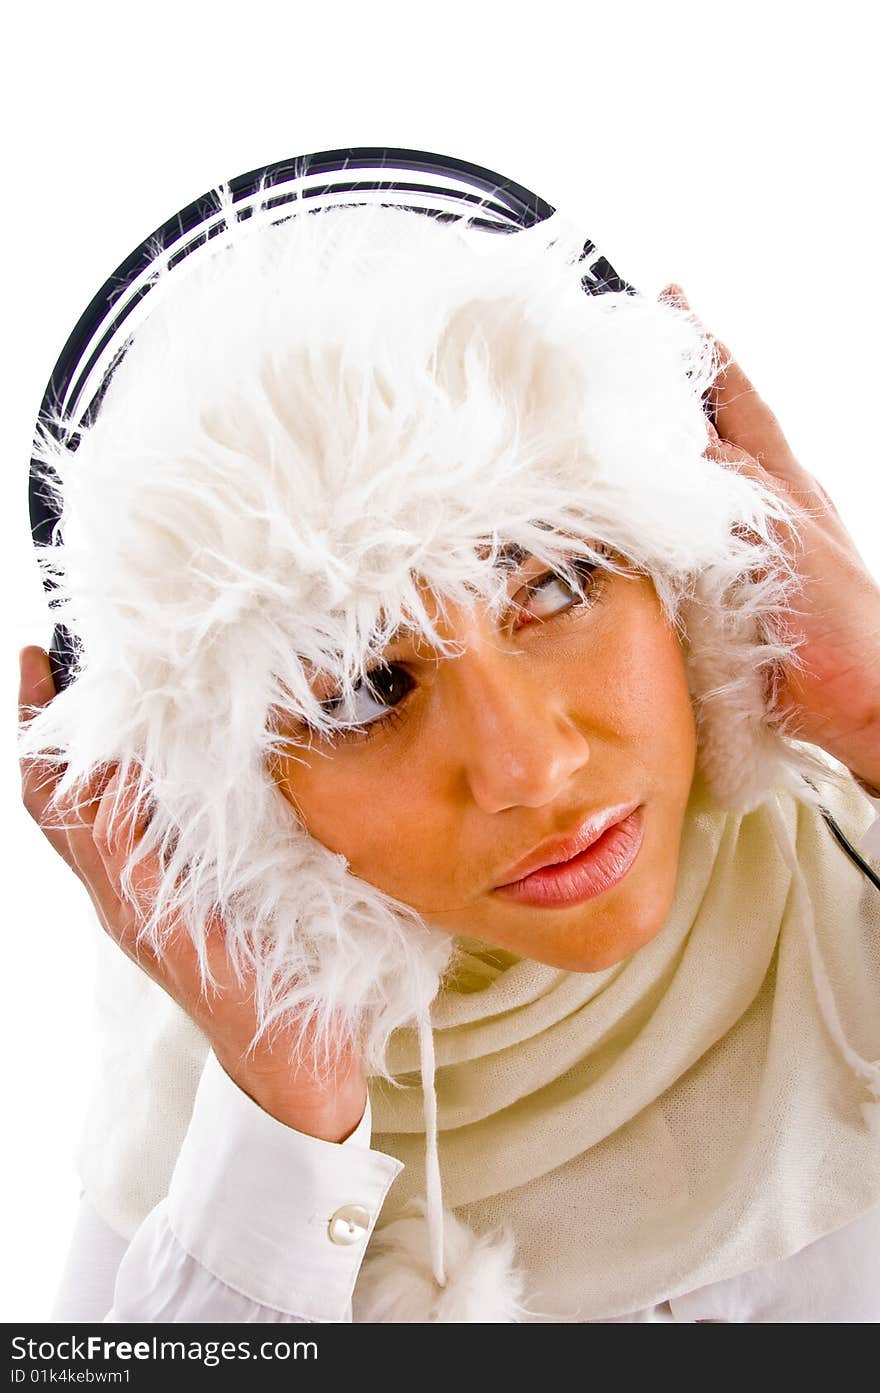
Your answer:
[19,645,56,723]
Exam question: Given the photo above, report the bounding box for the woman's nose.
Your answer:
[443,644,591,813]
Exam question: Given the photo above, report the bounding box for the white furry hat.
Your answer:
[20,183,838,1318]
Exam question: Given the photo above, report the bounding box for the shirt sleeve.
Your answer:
[99,1049,404,1323]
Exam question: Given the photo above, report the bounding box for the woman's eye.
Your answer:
[320,662,414,733]
[512,559,602,629]
[315,557,606,741]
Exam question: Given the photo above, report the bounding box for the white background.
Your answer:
[3,0,878,1321]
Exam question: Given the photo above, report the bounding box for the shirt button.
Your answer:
[327,1203,372,1245]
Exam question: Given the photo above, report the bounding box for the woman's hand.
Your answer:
[18,645,367,1142]
[661,285,880,796]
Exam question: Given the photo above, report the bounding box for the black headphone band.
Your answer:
[29,145,634,698]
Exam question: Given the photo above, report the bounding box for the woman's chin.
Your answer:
[538,925,664,973]
[501,896,674,973]
[422,855,677,973]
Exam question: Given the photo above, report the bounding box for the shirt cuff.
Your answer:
[166,1049,404,1322]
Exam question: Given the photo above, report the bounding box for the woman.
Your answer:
[18,193,880,1322]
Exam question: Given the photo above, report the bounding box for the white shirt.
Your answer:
[49,809,880,1325]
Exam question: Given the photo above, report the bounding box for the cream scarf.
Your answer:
[77,766,880,1322]
[356,765,880,1319]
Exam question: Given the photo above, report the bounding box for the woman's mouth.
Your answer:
[492,805,646,908]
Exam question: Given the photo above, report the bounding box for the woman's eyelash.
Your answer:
[318,664,414,742]
[322,556,607,743]
[512,556,604,626]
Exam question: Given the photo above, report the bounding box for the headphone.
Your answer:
[26,144,878,891]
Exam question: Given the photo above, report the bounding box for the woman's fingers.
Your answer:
[19,651,186,978]
[18,652,356,1106]
[89,765,225,994]
[19,646,61,825]
[18,646,85,870]
[18,645,125,906]
[18,651,263,1063]
[18,644,55,710]
[92,762,159,910]
[660,283,819,500]
[708,348,800,481]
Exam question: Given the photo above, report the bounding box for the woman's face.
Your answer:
[268,551,698,971]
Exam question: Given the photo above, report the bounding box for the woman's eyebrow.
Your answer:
[491,541,531,569]
[382,545,537,654]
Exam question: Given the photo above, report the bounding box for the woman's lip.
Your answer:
[495,800,642,886]
[492,805,646,908]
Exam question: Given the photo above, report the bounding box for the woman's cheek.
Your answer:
[303,770,436,898]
